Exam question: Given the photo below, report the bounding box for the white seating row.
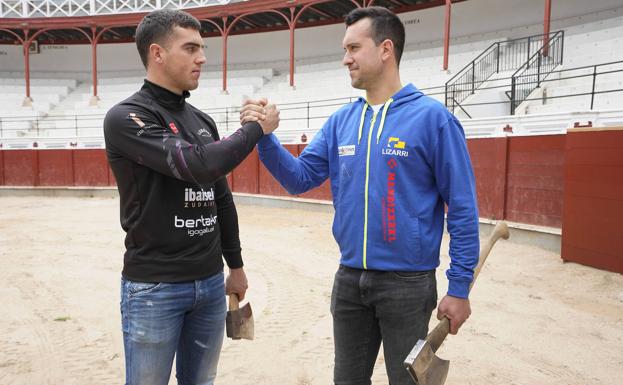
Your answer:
[0,76,78,88]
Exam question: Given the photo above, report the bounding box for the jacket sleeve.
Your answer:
[433,118,480,299]
[257,125,330,195]
[214,176,243,269]
[104,103,263,185]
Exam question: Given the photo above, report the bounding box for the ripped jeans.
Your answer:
[120,272,226,385]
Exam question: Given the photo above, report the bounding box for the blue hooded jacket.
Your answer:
[257,84,480,298]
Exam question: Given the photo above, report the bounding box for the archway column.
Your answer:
[543,0,552,57]
[90,26,100,105]
[443,0,452,71]
[222,17,229,93]
[22,28,32,106]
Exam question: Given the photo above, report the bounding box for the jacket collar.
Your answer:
[142,79,190,110]
[357,83,423,107]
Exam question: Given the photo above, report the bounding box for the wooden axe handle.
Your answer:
[428,221,510,352]
[228,293,240,311]
[470,221,510,291]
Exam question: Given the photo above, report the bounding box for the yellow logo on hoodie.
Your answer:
[383,137,409,157]
[387,137,406,149]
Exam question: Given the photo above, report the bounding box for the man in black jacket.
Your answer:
[104,9,279,385]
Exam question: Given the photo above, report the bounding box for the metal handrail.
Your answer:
[450,97,472,119]
[445,31,563,114]
[444,60,623,112]
[510,30,564,114]
[446,30,561,85]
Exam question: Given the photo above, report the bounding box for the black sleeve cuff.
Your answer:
[223,251,243,269]
[242,121,264,140]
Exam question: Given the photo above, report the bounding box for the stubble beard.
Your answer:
[350,75,365,90]
[188,79,199,91]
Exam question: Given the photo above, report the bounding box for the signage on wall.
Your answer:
[403,18,421,25]
[41,45,69,50]
[19,43,70,56]
[28,40,39,54]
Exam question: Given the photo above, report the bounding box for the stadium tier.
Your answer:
[0,0,622,147]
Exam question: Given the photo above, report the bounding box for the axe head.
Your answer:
[404,339,449,385]
[226,302,254,340]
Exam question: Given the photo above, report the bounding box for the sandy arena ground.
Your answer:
[0,195,622,385]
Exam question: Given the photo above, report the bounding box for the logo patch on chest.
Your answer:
[196,128,212,137]
[338,145,356,156]
[382,136,409,157]
[168,122,179,134]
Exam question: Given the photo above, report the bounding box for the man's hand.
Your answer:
[225,267,249,301]
[240,98,280,135]
[436,295,471,335]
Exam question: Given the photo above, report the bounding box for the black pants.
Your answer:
[331,265,438,385]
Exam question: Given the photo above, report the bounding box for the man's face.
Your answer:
[157,26,206,92]
[342,18,384,90]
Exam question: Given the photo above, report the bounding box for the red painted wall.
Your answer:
[562,128,623,273]
[466,138,507,220]
[505,135,565,228]
[73,149,110,186]
[3,150,37,186]
[0,150,4,185]
[231,149,259,194]
[38,150,74,186]
[0,135,567,230]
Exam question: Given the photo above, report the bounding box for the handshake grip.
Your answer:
[239,97,280,135]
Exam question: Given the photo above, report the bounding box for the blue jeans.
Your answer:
[330,265,438,385]
[120,272,226,385]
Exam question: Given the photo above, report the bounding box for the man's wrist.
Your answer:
[447,279,470,299]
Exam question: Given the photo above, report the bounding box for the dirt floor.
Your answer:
[0,196,621,385]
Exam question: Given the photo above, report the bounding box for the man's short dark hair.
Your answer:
[135,9,201,68]
[345,6,405,65]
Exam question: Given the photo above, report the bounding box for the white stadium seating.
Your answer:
[1,4,623,146]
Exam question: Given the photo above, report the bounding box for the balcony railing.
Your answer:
[0,0,237,18]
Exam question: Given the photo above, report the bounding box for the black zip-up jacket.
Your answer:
[104,80,263,282]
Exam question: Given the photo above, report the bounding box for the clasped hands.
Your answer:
[240,97,280,135]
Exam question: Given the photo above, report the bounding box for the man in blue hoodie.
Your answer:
[241,6,479,385]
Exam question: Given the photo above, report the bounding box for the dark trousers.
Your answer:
[331,265,438,385]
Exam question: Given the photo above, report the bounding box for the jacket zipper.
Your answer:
[362,111,378,269]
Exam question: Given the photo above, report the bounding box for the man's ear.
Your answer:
[380,39,395,63]
[149,43,164,65]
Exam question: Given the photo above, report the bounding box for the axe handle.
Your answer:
[469,221,510,291]
[228,293,240,311]
[428,221,510,353]
[428,317,451,353]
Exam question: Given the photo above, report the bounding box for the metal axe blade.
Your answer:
[404,339,449,385]
[225,294,254,340]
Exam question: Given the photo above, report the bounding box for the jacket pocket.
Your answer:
[407,215,423,258]
[333,200,352,240]
[392,270,432,281]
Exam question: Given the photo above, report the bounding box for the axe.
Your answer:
[225,294,254,340]
[403,221,510,385]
